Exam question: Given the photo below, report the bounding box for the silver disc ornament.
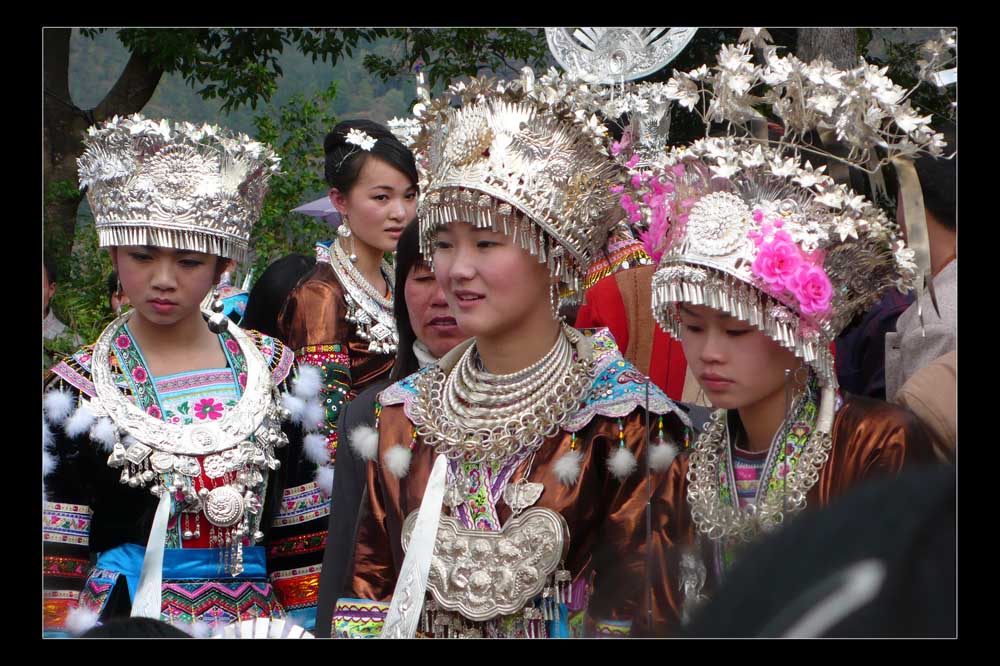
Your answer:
[545,27,698,84]
[204,485,245,527]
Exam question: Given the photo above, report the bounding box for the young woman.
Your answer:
[277,120,417,464]
[330,71,692,639]
[42,116,327,636]
[313,218,469,637]
[628,136,938,631]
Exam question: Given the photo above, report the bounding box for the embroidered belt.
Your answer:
[400,507,569,622]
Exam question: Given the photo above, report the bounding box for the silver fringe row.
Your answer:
[418,189,585,302]
[651,265,837,389]
[98,225,249,264]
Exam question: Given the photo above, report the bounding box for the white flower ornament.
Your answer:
[346,128,377,151]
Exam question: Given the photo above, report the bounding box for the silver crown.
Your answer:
[78,114,281,263]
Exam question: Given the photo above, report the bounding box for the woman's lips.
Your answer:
[149,300,177,314]
[700,374,733,392]
[453,291,484,309]
[427,316,459,331]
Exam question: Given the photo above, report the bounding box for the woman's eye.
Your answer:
[683,324,704,333]
[129,253,151,262]
[476,240,497,249]
[433,241,452,250]
[726,329,751,337]
[405,191,418,200]
[373,194,389,201]
[414,275,436,282]
[179,260,204,268]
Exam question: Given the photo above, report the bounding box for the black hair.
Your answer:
[388,218,426,382]
[107,270,118,299]
[241,253,317,341]
[43,253,58,285]
[79,617,193,638]
[323,119,418,194]
[914,121,956,230]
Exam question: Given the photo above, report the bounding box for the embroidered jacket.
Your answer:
[42,325,328,635]
[332,328,692,638]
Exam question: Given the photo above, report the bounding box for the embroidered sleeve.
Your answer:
[332,598,390,638]
[42,374,98,636]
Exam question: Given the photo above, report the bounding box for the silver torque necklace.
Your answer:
[325,238,398,354]
[411,324,594,464]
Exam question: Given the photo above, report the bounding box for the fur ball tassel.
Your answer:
[292,364,324,400]
[608,446,638,481]
[281,393,306,424]
[648,441,679,472]
[553,449,584,486]
[43,389,75,425]
[303,433,331,466]
[302,400,326,433]
[65,605,101,636]
[90,418,118,452]
[349,425,379,462]
[65,402,96,439]
[122,435,137,450]
[315,465,335,496]
[384,445,413,479]
[42,450,57,477]
[43,418,54,450]
[181,620,213,639]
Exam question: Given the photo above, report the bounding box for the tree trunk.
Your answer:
[795,28,857,68]
[43,28,165,258]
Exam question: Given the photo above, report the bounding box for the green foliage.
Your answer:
[364,29,549,89]
[246,82,339,285]
[47,212,115,348]
[45,179,83,205]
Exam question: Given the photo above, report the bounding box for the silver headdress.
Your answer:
[389,68,624,302]
[642,137,916,388]
[77,114,281,264]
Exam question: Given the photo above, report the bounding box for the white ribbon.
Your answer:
[130,491,172,618]
[380,454,449,638]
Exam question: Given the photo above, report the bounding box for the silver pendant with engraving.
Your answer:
[401,507,570,622]
[545,27,697,84]
[204,485,245,528]
[502,480,544,514]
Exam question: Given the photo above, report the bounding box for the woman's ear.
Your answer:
[329,188,349,216]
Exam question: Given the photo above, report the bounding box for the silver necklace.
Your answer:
[685,392,834,543]
[324,238,398,354]
[87,311,291,575]
[411,325,594,464]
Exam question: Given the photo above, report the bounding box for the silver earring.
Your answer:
[207,286,229,334]
[115,278,124,317]
[549,282,563,321]
[338,216,359,263]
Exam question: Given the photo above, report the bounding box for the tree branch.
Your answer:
[93,44,166,120]
[44,28,72,104]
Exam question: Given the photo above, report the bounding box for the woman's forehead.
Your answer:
[678,302,744,324]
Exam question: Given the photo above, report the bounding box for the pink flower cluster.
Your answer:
[612,164,689,263]
[748,209,833,317]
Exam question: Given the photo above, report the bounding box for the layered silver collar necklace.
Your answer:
[324,238,398,354]
[411,324,594,465]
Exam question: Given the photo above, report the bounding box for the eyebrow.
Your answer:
[369,184,418,192]
[677,304,702,318]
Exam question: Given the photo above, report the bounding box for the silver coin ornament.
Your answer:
[204,485,246,528]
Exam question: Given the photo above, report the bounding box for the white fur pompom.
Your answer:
[65,402,96,439]
[553,449,584,486]
[383,445,413,479]
[181,620,213,638]
[349,425,379,462]
[43,418,54,450]
[281,393,306,423]
[315,465,335,496]
[608,446,638,481]
[303,433,330,466]
[43,389,75,425]
[65,605,101,636]
[292,363,324,400]
[648,441,679,472]
[122,435,137,450]
[301,400,326,433]
[42,449,58,477]
[90,417,118,452]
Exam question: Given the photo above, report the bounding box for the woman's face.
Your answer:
[404,263,467,358]
[432,222,553,340]
[329,157,418,253]
[111,246,228,328]
[677,303,804,411]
